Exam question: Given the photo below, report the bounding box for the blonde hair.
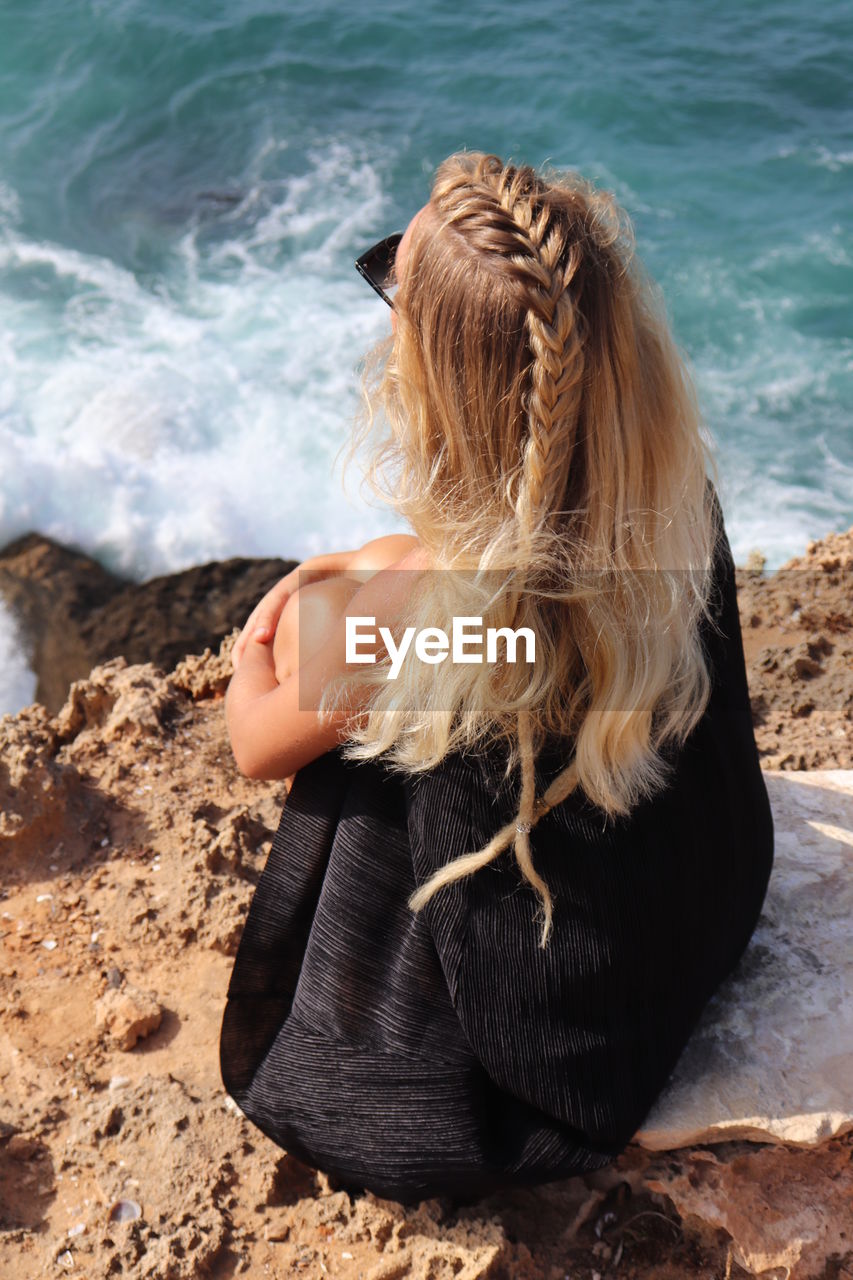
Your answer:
[327,151,722,948]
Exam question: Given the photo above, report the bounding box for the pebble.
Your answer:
[108,1199,141,1223]
[95,984,162,1051]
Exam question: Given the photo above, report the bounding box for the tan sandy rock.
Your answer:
[2,611,852,1280]
[737,524,852,770]
[642,1135,853,1280]
[170,629,237,701]
[54,1076,238,1279]
[95,984,163,1051]
[54,656,178,747]
[0,702,80,854]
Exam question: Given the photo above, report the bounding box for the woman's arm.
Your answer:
[225,631,350,780]
[272,573,363,684]
[225,552,423,781]
[231,533,420,671]
[231,549,356,671]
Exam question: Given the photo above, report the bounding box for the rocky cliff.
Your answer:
[0,526,851,1279]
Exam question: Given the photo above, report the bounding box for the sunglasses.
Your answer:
[355,232,403,308]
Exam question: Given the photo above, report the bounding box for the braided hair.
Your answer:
[338,152,721,949]
[408,155,604,946]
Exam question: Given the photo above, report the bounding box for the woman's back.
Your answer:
[220,492,774,1203]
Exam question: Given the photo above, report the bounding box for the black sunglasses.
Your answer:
[355,232,403,308]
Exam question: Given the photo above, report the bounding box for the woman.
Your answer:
[221,151,774,1204]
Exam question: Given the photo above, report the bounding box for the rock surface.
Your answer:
[1,531,852,1279]
[642,1138,853,1280]
[635,770,853,1151]
[737,524,852,769]
[0,532,295,713]
[95,984,164,1051]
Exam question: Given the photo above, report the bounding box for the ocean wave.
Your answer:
[0,141,405,581]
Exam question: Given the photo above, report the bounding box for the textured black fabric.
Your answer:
[219,491,774,1204]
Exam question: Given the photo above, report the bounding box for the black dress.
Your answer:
[219,492,774,1205]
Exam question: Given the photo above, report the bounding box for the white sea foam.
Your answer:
[812,144,853,172]
[0,598,37,718]
[773,142,853,172]
[0,142,407,582]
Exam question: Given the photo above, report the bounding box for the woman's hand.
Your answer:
[232,552,353,672]
[231,568,297,672]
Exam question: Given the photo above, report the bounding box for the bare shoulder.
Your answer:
[354,539,432,613]
[395,543,431,571]
[273,538,430,683]
[348,532,422,577]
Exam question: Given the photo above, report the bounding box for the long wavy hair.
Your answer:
[326,151,723,947]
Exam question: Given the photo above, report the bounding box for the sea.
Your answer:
[1,0,851,714]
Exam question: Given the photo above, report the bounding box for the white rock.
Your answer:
[635,769,853,1150]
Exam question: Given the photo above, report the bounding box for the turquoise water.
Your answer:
[0,1,851,707]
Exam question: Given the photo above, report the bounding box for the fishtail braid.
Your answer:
[409,156,595,947]
[490,158,589,945]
